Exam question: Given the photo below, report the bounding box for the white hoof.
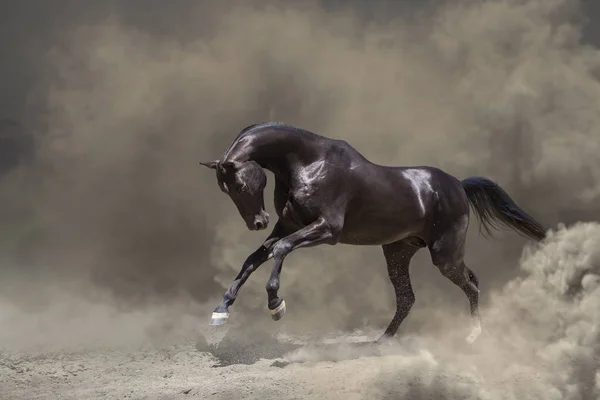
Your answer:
[270,300,286,321]
[465,323,482,344]
[210,312,230,326]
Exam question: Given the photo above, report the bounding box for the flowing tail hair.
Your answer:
[461,176,546,241]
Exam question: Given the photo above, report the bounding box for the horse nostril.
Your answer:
[255,221,264,230]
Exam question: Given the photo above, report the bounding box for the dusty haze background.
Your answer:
[1,0,600,398]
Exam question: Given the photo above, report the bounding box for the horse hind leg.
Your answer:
[428,217,482,344]
[463,264,481,343]
[449,261,481,344]
[377,237,425,342]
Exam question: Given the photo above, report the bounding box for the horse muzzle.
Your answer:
[250,212,269,231]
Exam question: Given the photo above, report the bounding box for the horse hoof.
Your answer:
[375,335,392,345]
[270,299,286,321]
[209,312,230,326]
[465,325,482,344]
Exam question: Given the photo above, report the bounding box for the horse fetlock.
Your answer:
[266,279,280,293]
[222,290,237,304]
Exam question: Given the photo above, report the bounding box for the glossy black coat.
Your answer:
[200,122,546,343]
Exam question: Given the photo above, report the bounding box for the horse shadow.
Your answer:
[206,338,302,367]
[199,326,482,368]
[199,330,408,368]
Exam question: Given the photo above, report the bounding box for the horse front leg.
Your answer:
[265,217,341,321]
[210,221,288,326]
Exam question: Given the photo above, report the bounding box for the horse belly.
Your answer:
[339,209,425,246]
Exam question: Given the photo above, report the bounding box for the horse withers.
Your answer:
[199,122,546,344]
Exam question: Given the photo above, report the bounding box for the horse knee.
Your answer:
[271,241,292,259]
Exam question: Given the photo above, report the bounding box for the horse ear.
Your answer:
[199,160,218,170]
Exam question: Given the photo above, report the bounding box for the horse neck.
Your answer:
[227,128,318,184]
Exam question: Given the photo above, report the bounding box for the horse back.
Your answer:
[327,147,467,245]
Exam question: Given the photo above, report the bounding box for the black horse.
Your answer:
[200,122,546,343]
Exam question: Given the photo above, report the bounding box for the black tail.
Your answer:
[461,176,546,241]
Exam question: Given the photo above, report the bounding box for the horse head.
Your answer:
[200,159,269,231]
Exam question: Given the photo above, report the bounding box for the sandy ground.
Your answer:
[0,328,484,400]
[0,330,405,400]
[0,293,393,400]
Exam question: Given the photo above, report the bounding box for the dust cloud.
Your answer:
[363,222,600,399]
[0,0,600,397]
